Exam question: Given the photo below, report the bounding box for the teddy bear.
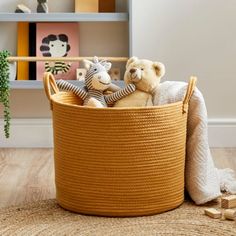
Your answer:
[113,57,165,107]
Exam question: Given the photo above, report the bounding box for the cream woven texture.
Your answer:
[44,73,196,217]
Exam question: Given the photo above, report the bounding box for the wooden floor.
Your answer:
[0,149,55,208]
[0,148,236,208]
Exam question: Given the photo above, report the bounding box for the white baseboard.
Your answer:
[208,119,236,148]
[0,118,236,148]
[0,119,53,148]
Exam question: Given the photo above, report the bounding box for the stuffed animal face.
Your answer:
[83,57,112,91]
[124,57,165,93]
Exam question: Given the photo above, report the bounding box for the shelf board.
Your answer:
[0,13,128,22]
[10,80,125,89]
[10,80,82,89]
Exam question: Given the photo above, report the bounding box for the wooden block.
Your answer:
[224,209,236,220]
[76,68,87,81]
[75,0,99,13]
[99,0,116,12]
[221,195,236,209]
[204,208,222,219]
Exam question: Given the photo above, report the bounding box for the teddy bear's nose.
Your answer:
[130,69,136,74]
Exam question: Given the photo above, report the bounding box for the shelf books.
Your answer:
[36,23,79,80]
[17,22,29,80]
[29,23,36,80]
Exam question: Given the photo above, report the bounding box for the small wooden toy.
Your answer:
[204,208,222,219]
[15,4,31,13]
[76,68,87,81]
[37,0,49,13]
[224,209,236,220]
[221,195,236,209]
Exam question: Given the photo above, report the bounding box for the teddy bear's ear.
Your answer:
[83,59,93,70]
[153,62,166,77]
[126,57,138,69]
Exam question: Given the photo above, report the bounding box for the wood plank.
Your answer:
[0,149,55,207]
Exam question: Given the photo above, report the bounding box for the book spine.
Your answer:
[17,22,29,80]
[29,23,36,80]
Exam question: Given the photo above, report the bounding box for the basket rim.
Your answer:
[51,91,185,111]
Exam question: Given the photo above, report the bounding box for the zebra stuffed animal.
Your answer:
[57,57,136,108]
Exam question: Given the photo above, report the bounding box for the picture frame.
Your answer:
[36,23,79,80]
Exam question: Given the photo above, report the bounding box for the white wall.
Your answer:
[131,0,236,119]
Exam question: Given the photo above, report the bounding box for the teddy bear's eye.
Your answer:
[141,68,144,71]
[94,68,97,72]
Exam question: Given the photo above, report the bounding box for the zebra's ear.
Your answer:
[93,56,99,63]
[103,62,112,71]
[83,59,93,70]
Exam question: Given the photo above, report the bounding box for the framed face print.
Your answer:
[36,23,79,80]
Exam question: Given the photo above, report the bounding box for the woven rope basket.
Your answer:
[44,72,197,217]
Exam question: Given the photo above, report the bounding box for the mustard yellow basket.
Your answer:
[44,72,197,217]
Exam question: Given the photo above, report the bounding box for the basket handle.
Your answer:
[182,76,197,113]
[43,72,59,101]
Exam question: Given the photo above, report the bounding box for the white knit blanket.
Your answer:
[153,81,236,204]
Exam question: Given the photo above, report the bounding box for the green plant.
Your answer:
[0,50,11,138]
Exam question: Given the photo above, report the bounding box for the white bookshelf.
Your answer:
[0,1,131,89]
